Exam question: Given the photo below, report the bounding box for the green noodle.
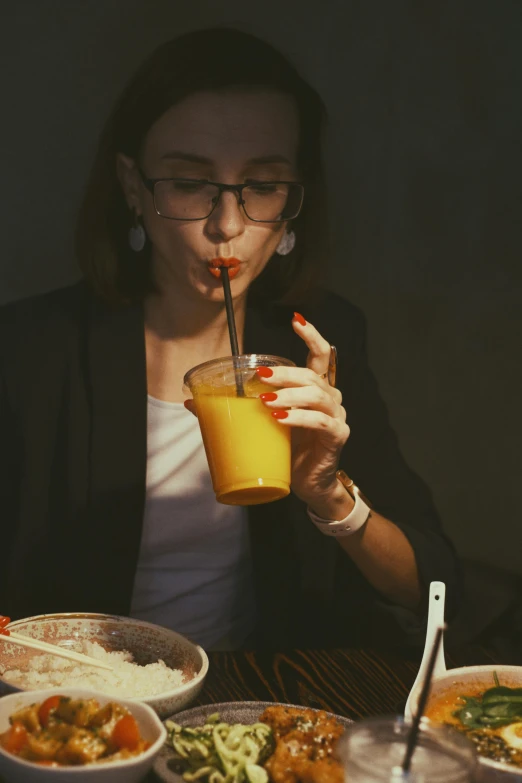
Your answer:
[166,714,274,783]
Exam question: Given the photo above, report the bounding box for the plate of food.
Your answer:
[153,701,353,783]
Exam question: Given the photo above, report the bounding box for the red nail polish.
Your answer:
[260,392,278,402]
[293,312,306,326]
[256,366,273,378]
[272,410,289,419]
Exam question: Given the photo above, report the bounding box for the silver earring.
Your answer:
[275,229,296,256]
[128,215,146,252]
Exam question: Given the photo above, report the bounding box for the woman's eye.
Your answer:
[171,180,207,193]
[247,182,279,194]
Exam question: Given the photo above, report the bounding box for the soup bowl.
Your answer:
[405,583,522,782]
[406,664,522,782]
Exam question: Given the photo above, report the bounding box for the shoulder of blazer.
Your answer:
[258,289,366,336]
[289,289,368,366]
[302,289,366,339]
[0,281,91,365]
[247,291,368,385]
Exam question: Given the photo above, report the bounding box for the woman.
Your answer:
[0,28,460,649]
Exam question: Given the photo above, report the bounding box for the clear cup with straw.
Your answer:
[336,714,476,783]
[336,627,476,782]
[183,353,295,505]
[183,266,295,505]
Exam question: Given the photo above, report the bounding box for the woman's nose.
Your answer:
[205,190,246,241]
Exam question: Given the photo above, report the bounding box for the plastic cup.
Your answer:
[183,354,295,505]
[336,716,476,783]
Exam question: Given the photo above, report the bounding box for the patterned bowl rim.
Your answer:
[3,612,210,699]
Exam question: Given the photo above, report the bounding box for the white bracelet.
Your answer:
[307,485,372,537]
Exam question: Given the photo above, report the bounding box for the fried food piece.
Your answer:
[54,728,108,765]
[9,703,41,733]
[89,701,129,743]
[259,706,345,783]
[55,698,101,728]
[296,758,344,783]
[24,733,66,762]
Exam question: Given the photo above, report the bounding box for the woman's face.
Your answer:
[118,88,300,303]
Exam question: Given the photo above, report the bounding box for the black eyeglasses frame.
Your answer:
[137,170,304,223]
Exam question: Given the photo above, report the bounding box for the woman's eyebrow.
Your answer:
[160,151,212,163]
[245,155,292,166]
[159,152,292,166]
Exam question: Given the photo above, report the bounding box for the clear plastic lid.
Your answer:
[182,354,295,394]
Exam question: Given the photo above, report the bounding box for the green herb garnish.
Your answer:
[454,684,522,729]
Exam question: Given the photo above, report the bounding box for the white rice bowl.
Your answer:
[1,640,186,698]
[0,613,209,718]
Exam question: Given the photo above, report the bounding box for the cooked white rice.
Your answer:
[0,640,186,697]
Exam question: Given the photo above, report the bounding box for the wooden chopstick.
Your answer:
[1,631,113,671]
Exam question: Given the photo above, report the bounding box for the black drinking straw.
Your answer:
[402,625,446,773]
[220,266,245,397]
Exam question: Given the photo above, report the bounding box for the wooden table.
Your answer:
[0,644,498,783]
[189,644,498,719]
[148,643,498,780]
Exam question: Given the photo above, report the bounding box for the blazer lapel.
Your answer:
[244,303,305,643]
[244,302,337,644]
[86,297,147,614]
[244,301,306,362]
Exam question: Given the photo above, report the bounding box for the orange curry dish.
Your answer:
[0,695,149,766]
[425,681,522,769]
[259,706,345,783]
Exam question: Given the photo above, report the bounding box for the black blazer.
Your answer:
[0,283,460,647]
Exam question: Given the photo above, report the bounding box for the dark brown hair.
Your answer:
[75,27,329,306]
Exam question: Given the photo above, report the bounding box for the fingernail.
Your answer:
[260,392,278,402]
[256,366,273,378]
[272,410,289,419]
[293,312,307,326]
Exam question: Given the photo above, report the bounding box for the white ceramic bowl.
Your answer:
[0,614,209,718]
[0,687,167,783]
[406,664,522,783]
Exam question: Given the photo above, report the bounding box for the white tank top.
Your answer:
[129,396,256,650]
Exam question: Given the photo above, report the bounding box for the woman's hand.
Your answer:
[257,313,350,509]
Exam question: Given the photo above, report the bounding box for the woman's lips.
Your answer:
[207,257,241,280]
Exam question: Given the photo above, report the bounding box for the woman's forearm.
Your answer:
[337,512,422,611]
[308,484,422,611]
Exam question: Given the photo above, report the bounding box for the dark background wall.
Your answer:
[1,2,521,593]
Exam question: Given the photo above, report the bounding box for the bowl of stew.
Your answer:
[406,664,522,782]
[0,687,167,783]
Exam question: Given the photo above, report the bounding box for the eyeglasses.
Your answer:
[138,171,304,222]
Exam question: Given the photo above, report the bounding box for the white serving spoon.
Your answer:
[404,581,447,719]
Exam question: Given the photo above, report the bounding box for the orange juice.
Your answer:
[184,355,294,505]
